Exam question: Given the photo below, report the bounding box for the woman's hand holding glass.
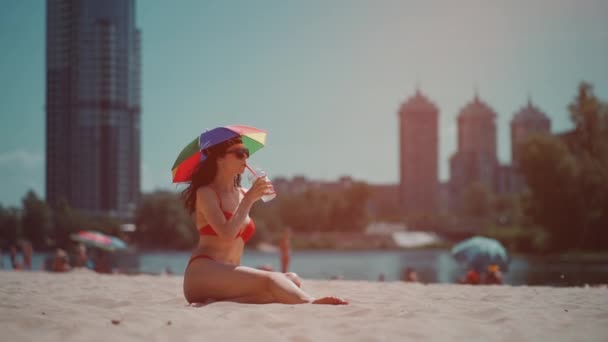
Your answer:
[244,176,274,203]
[244,166,276,202]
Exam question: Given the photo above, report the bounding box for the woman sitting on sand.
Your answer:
[181,136,347,305]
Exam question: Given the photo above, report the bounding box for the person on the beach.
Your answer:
[458,268,480,285]
[279,227,291,273]
[72,243,90,268]
[21,241,33,270]
[402,267,419,283]
[9,245,23,270]
[93,251,112,274]
[50,249,71,272]
[181,136,347,305]
[484,264,503,285]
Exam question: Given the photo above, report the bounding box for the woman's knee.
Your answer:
[268,272,291,289]
[284,272,302,287]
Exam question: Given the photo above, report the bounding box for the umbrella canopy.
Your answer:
[171,125,267,183]
[451,236,509,272]
[71,230,128,252]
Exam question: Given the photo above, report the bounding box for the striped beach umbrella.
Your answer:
[71,230,128,252]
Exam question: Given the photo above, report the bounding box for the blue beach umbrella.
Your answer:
[451,236,510,272]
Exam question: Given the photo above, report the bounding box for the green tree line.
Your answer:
[518,82,608,252]
[0,191,121,250]
[0,182,371,251]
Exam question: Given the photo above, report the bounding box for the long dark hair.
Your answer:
[182,137,243,215]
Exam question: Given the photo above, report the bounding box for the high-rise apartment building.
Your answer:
[46,0,141,218]
[508,98,551,193]
[449,94,498,211]
[510,98,551,168]
[398,89,439,216]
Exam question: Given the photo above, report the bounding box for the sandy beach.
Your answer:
[1,270,607,342]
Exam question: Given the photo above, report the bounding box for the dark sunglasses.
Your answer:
[225,148,250,159]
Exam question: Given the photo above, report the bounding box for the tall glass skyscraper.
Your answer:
[46,0,141,219]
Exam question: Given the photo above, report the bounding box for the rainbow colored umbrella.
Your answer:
[171,125,267,183]
[71,230,128,252]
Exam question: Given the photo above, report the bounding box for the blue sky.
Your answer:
[1,0,607,206]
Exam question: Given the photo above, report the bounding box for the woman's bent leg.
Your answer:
[184,261,268,303]
[283,272,301,288]
[264,272,347,305]
[265,272,313,304]
[224,292,277,304]
[184,260,345,304]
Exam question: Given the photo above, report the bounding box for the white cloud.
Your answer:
[0,150,43,168]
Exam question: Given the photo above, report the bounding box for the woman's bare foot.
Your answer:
[284,272,302,288]
[311,296,349,305]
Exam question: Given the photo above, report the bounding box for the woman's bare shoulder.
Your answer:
[196,185,213,195]
[196,186,219,206]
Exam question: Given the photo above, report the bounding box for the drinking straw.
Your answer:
[246,164,259,177]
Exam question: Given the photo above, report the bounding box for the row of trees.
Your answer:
[0,191,121,250]
[132,182,371,249]
[518,82,608,251]
[0,181,371,251]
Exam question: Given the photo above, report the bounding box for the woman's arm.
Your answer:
[196,187,253,239]
[196,177,271,239]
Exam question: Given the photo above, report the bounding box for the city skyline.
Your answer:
[1,0,608,206]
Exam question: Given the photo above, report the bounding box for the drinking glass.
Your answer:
[244,165,276,202]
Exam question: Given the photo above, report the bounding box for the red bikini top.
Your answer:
[198,188,256,243]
